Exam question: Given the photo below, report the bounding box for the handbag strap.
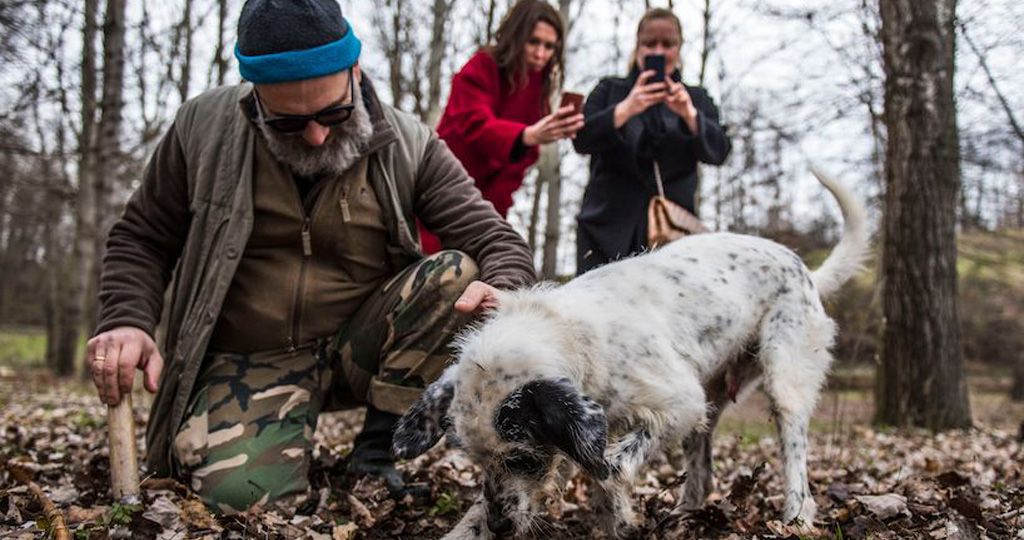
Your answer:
[653,161,667,198]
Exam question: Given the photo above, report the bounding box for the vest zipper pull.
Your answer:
[339,196,351,223]
[301,220,312,257]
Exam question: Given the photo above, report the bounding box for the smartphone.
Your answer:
[643,54,666,83]
[559,91,584,115]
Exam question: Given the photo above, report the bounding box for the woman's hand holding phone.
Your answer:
[523,102,585,146]
[614,69,668,128]
[665,79,699,133]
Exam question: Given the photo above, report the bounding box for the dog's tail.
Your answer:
[808,167,871,298]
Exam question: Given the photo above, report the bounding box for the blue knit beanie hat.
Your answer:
[235,0,362,84]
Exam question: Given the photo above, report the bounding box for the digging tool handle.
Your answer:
[108,393,141,502]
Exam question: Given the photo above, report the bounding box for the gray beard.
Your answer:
[257,92,374,178]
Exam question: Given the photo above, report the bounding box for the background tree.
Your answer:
[874,0,972,429]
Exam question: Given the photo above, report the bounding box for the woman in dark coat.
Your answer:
[572,8,731,274]
[418,0,583,253]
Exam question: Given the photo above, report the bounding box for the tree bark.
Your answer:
[91,0,127,335]
[177,0,193,103]
[214,0,228,86]
[527,174,546,253]
[875,0,971,429]
[537,0,574,279]
[73,0,99,371]
[1011,358,1024,402]
[539,144,561,279]
[693,0,714,214]
[50,8,77,377]
[425,0,454,126]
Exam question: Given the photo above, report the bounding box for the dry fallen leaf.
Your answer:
[332,522,359,540]
[856,493,910,520]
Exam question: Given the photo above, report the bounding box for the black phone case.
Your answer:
[644,54,666,82]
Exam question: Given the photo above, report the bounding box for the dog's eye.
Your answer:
[503,452,546,476]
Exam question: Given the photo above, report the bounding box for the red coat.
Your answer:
[419,50,547,253]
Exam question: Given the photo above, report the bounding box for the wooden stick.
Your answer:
[108,392,141,502]
[9,468,71,540]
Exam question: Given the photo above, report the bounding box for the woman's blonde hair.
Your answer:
[628,8,684,71]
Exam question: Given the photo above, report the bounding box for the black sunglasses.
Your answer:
[254,71,356,133]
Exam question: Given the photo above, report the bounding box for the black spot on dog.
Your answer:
[502,450,549,478]
[699,326,722,345]
[493,378,610,479]
[393,375,455,459]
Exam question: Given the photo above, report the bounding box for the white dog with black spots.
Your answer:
[394,169,870,538]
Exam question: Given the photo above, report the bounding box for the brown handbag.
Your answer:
[646,162,707,249]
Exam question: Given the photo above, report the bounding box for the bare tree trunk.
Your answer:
[31,84,62,374]
[388,0,407,107]
[214,0,228,86]
[177,0,193,103]
[1018,167,1024,228]
[92,0,127,335]
[539,144,561,279]
[693,0,714,214]
[425,0,455,126]
[527,174,546,252]
[74,0,99,361]
[538,0,574,278]
[482,0,498,46]
[875,0,971,429]
[698,0,712,87]
[51,11,77,377]
[1011,355,1024,402]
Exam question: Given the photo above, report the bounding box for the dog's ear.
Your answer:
[494,378,610,479]
[392,367,456,459]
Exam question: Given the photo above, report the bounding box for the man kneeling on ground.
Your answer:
[87,0,535,514]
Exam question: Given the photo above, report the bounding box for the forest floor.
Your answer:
[1,367,1022,539]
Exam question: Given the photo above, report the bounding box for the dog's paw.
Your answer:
[781,493,817,525]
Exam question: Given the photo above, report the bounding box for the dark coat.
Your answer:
[572,69,731,273]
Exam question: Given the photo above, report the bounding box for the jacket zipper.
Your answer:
[287,180,324,352]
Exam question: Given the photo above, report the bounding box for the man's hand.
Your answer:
[455,281,502,314]
[88,326,164,406]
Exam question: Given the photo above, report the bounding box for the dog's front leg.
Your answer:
[593,428,658,538]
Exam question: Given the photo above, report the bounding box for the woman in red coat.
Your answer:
[419,0,584,253]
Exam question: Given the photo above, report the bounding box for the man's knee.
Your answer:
[420,249,480,299]
[192,454,310,514]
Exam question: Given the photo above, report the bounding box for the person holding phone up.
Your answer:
[572,8,731,274]
[418,0,584,253]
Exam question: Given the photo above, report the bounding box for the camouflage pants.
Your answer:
[171,250,478,513]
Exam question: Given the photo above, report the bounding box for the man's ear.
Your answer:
[494,378,610,479]
[392,366,456,459]
[352,62,362,84]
